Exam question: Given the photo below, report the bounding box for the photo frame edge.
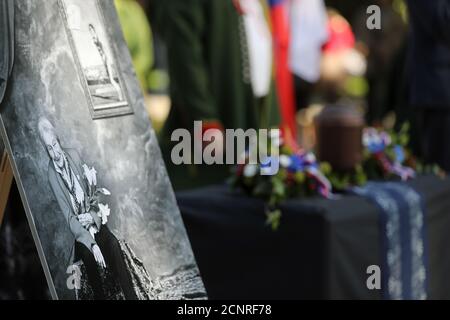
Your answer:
[0,115,59,300]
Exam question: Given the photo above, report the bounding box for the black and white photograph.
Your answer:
[0,0,206,300]
[38,116,153,299]
[59,0,132,119]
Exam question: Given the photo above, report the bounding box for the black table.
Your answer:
[177,175,450,299]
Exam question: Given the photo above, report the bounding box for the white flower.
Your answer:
[305,152,316,164]
[98,203,110,225]
[91,167,97,186]
[362,135,369,147]
[243,164,258,178]
[97,188,111,196]
[82,164,97,186]
[362,128,377,146]
[279,155,292,168]
[89,226,98,239]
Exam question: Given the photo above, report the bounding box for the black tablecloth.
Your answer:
[177,176,450,299]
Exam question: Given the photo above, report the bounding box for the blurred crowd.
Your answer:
[117,0,449,190]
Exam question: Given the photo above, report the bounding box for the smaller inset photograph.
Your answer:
[59,0,133,119]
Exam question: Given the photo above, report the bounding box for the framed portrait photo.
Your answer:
[0,0,206,300]
[58,0,133,119]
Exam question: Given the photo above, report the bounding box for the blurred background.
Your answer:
[127,0,407,132]
[117,0,412,190]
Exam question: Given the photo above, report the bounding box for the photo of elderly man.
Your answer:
[38,117,137,300]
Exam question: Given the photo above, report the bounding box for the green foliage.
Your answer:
[266,209,282,231]
[326,164,368,191]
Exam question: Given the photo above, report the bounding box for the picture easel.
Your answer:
[0,150,14,226]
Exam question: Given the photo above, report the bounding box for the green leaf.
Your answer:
[319,162,332,175]
[266,209,282,231]
[272,177,286,198]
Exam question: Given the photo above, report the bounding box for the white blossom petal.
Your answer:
[243,164,258,177]
[279,155,292,168]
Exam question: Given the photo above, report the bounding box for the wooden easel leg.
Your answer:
[0,150,14,226]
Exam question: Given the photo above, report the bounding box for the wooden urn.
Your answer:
[314,105,365,171]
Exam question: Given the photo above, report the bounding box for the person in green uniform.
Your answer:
[154,0,280,190]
